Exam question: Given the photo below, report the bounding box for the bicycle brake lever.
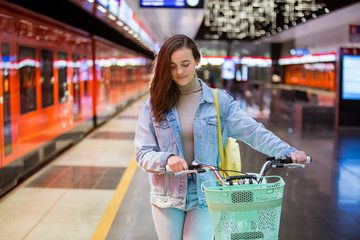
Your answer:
[189,161,202,170]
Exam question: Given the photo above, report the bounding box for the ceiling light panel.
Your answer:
[204,0,326,39]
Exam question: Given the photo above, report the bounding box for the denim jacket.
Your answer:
[134,79,297,210]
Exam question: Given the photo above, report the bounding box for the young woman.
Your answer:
[134,34,307,240]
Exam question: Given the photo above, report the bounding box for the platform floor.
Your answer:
[0,90,360,240]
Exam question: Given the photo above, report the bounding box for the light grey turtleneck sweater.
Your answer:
[175,75,202,166]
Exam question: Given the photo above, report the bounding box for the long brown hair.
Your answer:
[150,34,201,122]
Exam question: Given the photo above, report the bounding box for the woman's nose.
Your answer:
[176,66,184,74]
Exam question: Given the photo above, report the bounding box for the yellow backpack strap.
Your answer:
[214,89,224,163]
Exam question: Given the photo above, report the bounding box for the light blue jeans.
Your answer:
[151,175,214,240]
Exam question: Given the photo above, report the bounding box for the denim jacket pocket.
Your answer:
[150,173,166,196]
[205,117,218,145]
[153,120,176,150]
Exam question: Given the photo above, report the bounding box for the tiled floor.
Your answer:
[26,166,125,189]
[0,94,147,240]
[0,87,360,240]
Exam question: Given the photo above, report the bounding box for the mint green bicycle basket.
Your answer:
[202,176,285,240]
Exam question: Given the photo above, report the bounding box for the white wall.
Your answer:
[295,18,360,54]
[265,2,360,55]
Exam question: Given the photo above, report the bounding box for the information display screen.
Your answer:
[338,48,360,128]
[140,0,203,8]
[221,59,235,80]
[342,55,360,100]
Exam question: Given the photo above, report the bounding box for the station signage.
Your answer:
[349,25,360,43]
[140,0,204,8]
[290,49,309,56]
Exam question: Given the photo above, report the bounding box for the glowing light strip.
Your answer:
[2,59,95,70]
[242,57,272,67]
[201,56,272,67]
[279,52,337,65]
[1,61,12,69]
[19,58,40,68]
[96,57,147,67]
[200,56,225,66]
[54,59,68,68]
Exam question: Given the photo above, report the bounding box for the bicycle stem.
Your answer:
[258,161,273,183]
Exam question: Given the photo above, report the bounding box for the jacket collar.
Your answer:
[198,79,215,104]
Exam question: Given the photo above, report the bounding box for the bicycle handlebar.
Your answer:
[164,155,312,185]
[278,156,312,164]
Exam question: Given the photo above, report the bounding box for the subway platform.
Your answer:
[0,89,359,240]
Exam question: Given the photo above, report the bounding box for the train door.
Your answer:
[1,43,12,158]
[72,53,81,120]
[0,44,3,167]
[1,12,13,169]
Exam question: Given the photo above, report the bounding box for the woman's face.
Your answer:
[170,47,199,86]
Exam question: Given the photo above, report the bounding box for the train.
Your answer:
[0,1,152,196]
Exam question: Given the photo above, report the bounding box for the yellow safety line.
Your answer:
[91,157,138,240]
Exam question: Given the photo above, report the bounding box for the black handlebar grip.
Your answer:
[283,156,312,164]
[283,157,293,164]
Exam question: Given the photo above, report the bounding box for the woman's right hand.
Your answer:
[166,155,188,173]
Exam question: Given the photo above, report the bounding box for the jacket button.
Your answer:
[198,156,203,161]
[197,134,202,138]
[196,113,200,117]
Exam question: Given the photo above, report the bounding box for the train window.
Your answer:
[19,46,37,114]
[72,54,81,117]
[1,43,12,155]
[58,51,68,103]
[41,49,54,108]
[82,55,88,96]
[110,65,115,88]
[126,68,132,83]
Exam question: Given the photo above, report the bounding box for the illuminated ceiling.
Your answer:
[6,0,359,48]
[195,0,359,40]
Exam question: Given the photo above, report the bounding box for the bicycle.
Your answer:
[165,156,312,240]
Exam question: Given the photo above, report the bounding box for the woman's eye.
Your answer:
[183,64,190,67]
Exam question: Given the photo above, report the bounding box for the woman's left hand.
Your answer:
[289,151,307,164]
